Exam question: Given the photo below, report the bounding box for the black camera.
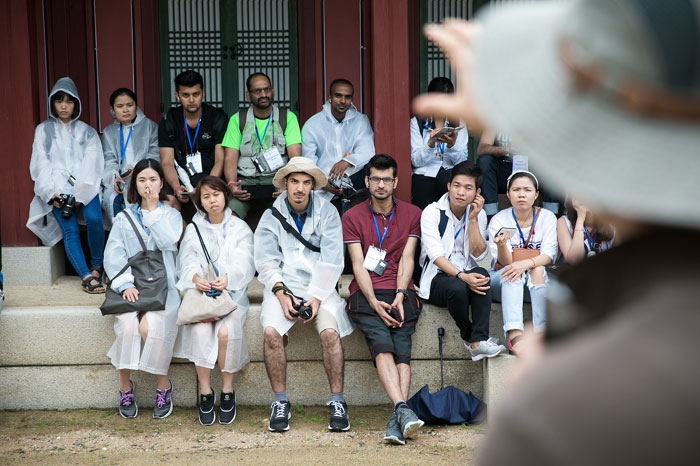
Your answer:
[291,299,313,320]
[49,194,76,219]
[329,174,357,198]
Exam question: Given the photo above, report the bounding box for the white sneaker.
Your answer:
[466,339,506,361]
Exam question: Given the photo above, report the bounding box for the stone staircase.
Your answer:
[0,246,519,410]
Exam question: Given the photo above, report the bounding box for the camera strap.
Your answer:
[270,206,321,253]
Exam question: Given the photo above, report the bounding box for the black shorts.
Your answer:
[346,289,422,365]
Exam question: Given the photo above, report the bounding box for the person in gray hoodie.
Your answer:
[27,77,105,293]
[101,88,159,226]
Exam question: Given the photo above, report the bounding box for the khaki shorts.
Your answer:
[261,298,340,337]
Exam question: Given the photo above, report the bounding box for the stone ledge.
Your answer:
[2,245,65,286]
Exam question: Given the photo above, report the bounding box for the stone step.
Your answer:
[0,358,502,410]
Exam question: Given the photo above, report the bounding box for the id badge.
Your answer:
[363,246,388,276]
[186,151,203,174]
[512,154,528,173]
[424,160,442,178]
[262,146,284,171]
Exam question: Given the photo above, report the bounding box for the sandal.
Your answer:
[507,335,523,356]
[90,265,104,279]
[82,275,105,294]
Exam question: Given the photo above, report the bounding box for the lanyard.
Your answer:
[294,213,303,233]
[119,123,133,163]
[371,209,395,249]
[512,208,535,247]
[255,115,272,150]
[583,226,595,251]
[184,112,202,155]
[453,213,467,240]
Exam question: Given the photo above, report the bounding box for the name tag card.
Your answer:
[362,245,388,276]
[186,151,203,174]
[262,147,284,171]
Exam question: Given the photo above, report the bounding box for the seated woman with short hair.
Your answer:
[557,198,615,265]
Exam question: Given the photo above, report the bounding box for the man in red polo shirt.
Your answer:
[342,154,424,445]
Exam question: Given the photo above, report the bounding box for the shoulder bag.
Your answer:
[269,206,321,253]
[176,223,238,326]
[100,211,169,315]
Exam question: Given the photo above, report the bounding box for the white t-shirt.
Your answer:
[562,216,615,254]
[449,214,468,271]
[488,207,558,269]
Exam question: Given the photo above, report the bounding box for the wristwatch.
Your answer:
[396,288,408,297]
[455,272,464,280]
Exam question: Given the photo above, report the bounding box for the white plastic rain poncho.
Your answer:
[101,107,159,224]
[104,203,183,375]
[254,191,353,337]
[27,77,104,246]
[173,209,255,373]
[301,102,375,199]
[410,116,468,175]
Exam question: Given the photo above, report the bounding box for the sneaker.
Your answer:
[327,400,350,431]
[467,339,507,361]
[395,403,424,439]
[153,380,173,419]
[118,380,138,419]
[198,391,215,426]
[219,391,236,425]
[268,400,291,432]
[383,410,405,445]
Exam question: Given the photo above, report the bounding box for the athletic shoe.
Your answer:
[327,400,350,431]
[395,403,424,438]
[383,410,405,445]
[198,391,215,426]
[219,391,236,425]
[118,380,138,419]
[466,339,507,361]
[268,400,291,432]
[153,380,173,419]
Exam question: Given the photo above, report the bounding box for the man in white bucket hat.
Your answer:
[253,156,354,433]
[415,0,700,464]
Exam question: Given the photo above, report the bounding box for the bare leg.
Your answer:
[375,353,405,404]
[263,327,286,393]
[195,366,212,395]
[156,374,170,390]
[119,369,131,391]
[217,323,234,393]
[319,329,344,394]
[529,266,546,285]
[396,363,411,401]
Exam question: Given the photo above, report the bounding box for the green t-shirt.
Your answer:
[221,109,302,150]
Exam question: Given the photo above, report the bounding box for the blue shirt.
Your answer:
[285,197,312,233]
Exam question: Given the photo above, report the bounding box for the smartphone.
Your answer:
[428,126,464,143]
[495,227,517,238]
[119,168,133,178]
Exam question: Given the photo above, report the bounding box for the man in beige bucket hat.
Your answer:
[254,157,354,433]
[415,0,700,464]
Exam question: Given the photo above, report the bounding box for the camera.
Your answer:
[388,307,403,323]
[291,299,313,320]
[329,174,357,197]
[49,194,76,219]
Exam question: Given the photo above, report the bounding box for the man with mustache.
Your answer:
[223,72,302,224]
[301,78,375,202]
[254,157,353,433]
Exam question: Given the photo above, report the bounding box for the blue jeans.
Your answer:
[52,196,104,278]
[489,268,548,334]
[113,193,125,217]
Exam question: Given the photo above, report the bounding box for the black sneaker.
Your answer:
[268,400,291,432]
[219,391,236,425]
[153,380,173,419]
[327,400,350,431]
[199,391,215,426]
[118,380,138,419]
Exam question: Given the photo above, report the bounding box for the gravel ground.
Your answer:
[0,405,484,465]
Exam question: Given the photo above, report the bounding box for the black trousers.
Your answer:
[428,267,492,342]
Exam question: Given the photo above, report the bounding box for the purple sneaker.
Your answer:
[118,380,138,419]
[153,380,173,419]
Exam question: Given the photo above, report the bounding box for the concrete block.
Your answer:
[208,359,484,406]
[483,354,517,414]
[0,363,197,410]
[2,245,64,285]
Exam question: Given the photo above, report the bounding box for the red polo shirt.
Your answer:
[342,198,422,295]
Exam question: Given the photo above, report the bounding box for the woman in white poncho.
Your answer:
[103,158,183,420]
[174,176,255,426]
[27,77,105,293]
[101,88,159,225]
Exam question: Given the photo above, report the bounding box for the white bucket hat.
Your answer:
[272,157,328,190]
[472,0,700,227]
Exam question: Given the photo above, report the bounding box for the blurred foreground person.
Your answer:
[416,0,700,464]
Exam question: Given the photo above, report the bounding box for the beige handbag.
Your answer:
[176,223,237,326]
[511,207,542,263]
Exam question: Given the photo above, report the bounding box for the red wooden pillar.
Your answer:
[366,0,413,203]
[0,1,44,246]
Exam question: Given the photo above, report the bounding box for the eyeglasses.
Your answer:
[250,87,272,96]
[367,176,394,185]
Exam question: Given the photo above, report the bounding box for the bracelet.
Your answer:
[455,272,463,280]
[530,258,537,267]
[226,180,237,187]
[272,283,289,294]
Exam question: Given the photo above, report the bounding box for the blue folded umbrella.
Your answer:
[407,384,486,425]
